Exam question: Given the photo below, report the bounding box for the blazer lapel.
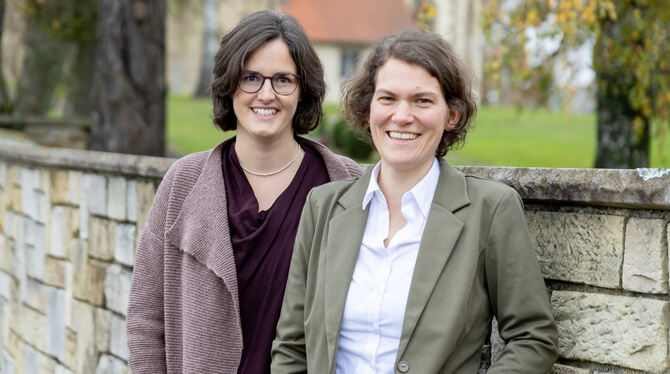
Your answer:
[323,168,373,372]
[396,159,470,359]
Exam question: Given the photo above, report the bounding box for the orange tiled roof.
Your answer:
[279,0,415,45]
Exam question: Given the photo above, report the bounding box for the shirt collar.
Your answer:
[362,158,441,218]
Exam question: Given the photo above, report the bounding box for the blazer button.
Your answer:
[397,360,410,373]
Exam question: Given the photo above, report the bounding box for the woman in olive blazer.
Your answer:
[271,28,558,374]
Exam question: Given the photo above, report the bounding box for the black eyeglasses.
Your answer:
[238,71,300,96]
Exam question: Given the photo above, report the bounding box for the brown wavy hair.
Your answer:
[341,27,477,157]
[210,10,325,134]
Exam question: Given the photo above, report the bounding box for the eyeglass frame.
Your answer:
[238,71,301,96]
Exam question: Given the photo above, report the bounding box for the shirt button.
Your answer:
[397,360,409,373]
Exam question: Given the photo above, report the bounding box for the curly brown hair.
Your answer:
[210,10,325,134]
[341,27,477,157]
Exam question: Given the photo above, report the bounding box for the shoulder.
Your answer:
[298,136,363,179]
[464,175,519,200]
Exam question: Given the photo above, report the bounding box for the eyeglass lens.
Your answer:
[239,72,298,95]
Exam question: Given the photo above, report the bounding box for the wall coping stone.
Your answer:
[1,140,668,209]
[0,139,175,179]
[458,166,670,210]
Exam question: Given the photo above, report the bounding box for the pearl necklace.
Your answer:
[239,143,301,176]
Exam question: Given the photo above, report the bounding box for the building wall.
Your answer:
[0,141,669,373]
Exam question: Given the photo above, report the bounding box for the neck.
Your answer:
[234,132,299,173]
[377,158,435,206]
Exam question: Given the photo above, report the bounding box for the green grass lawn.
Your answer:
[168,95,670,168]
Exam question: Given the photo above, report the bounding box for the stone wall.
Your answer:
[0,140,669,373]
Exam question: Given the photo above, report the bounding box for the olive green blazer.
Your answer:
[271,159,558,374]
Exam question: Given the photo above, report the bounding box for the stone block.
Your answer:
[39,169,50,193]
[24,344,58,373]
[89,217,117,261]
[135,181,156,242]
[550,364,590,373]
[67,171,82,206]
[114,224,136,267]
[1,348,15,374]
[552,291,669,372]
[88,259,108,306]
[50,206,80,259]
[25,222,46,281]
[96,354,130,374]
[126,180,137,222]
[95,308,112,352]
[9,185,21,213]
[107,177,127,221]
[52,170,82,205]
[623,218,668,293]
[21,168,40,220]
[104,264,132,315]
[23,344,40,374]
[22,278,47,313]
[526,211,624,288]
[16,303,47,353]
[0,271,10,301]
[51,171,70,205]
[72,239,89,301]
[63,327,77,371]
[70,300,97,374]
[37,190,49,224]
[80,203,90,240]
[110,314,129,360]
[0,298,9,347]
[45,257,73,289]
[0,234,6,275]
[0,162,6,189]
[82,173,107,217]
[47,287,67,360]
[56,363,75,374]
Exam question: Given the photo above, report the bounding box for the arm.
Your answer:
[486,190,559,373]
[271,190,316,374]
[126,171,175,374]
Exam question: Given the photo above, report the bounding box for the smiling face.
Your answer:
[369,58,458,174]
[232,38,300,144]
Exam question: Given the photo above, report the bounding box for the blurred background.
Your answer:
[0,0,668,168]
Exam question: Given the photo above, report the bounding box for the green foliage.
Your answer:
[320,113,374,161]
[482,0,670,138]
[166,94,232,155]
[16,0,97,42]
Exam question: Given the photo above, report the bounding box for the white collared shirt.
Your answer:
[335,158,441,374]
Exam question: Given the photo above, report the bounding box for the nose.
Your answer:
[391,101,413,125]
[257,78,276,101]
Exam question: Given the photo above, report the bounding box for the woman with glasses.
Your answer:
[272,28,557,373]
[126,10,362,374]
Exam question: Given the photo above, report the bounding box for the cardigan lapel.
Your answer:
[164,139,241,317]
[323,168,373,372]
[396,159,470,359]
[163,136,361,329]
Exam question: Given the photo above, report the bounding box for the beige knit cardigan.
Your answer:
[126,137,362,373]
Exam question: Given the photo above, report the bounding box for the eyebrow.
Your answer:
[243,70,296,76]
[375,88,440,98]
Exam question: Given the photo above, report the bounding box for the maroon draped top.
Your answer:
[222,139,330,374]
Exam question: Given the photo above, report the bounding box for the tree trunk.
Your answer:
[193,0,218,97]
[90,0,166,156]
[13,17,69,116]
[0,0,10,113]
[64,39,96,119]
[593,3,650,168]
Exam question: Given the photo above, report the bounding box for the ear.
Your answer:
[445,109,460,131]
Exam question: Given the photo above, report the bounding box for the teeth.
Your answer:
[253,108,277,116]
[388,131,418,140]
